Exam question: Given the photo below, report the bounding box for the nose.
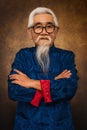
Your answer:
[40,27,48,34]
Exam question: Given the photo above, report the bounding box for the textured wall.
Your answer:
[0,0,87,130]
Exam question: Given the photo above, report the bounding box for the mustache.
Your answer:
[36,35,51,43]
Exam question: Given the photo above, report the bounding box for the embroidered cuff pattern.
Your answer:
[30,90,43,107]
[40,80,52,103]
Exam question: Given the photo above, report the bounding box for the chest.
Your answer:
[24,52,63,80]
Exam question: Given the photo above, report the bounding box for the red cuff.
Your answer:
[30,90,43,107]
[40,80,52,103]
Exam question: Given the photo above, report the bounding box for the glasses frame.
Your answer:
[29,23,58,34]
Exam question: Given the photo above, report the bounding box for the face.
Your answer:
[27,13,58,46]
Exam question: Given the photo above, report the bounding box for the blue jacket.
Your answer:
[8,46,78,130]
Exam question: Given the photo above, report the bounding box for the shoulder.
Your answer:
[15,47,35,56]
[54,47,75,58]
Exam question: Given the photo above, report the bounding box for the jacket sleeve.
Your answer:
[8,49,36,102]
[40,51,79,103]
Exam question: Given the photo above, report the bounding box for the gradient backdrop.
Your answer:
[0,0,87,130]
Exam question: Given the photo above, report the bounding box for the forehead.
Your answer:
[33,13,54,25]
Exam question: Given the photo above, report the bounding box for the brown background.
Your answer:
[0,0,87,130]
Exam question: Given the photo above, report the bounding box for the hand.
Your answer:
[9,69,32,88]
[54,69,72,80]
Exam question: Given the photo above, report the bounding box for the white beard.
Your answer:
[35,36,52,73]
[35,35,52,46]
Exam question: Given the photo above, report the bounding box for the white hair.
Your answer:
[28,7,59,28]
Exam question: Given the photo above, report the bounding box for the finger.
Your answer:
[63,72,71,77]
[54,77,58,80]
[11,80,19,84]
[55,72,72,80]
[62,71,71,76]
[64,73,72,78]
[55,70,68,78]
[9,74,18,78]
[62,69,68,73]
[54,72,64,80]
[62,70,71,74]
[9,74,18,77]
[54,73,63,80]
[66,74,71,78]
[63,71,72,76]
[54,70,71,80]
[55,70,69,77]
[14,69,24,75]
[11,80,23,86]
[9,74,20,80]
[66,70,71,74]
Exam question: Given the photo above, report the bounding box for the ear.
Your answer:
[54,27,59,40]
[27,28,32,40]
[55,27,59,36]
[55,27,59,34]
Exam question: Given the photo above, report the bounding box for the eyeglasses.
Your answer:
[29,23,57,34]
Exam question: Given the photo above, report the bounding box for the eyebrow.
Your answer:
[34,22,55,26]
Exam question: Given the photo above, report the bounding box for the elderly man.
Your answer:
[8,7,78,130]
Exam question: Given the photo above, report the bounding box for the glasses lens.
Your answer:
[46,24,55,33]
[33,25,42,34]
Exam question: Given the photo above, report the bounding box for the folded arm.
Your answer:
[8,50,38,103]
[30,51,78,105]
[8,50,78,106]
[9,67,73,106]
[9,69,71,90]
